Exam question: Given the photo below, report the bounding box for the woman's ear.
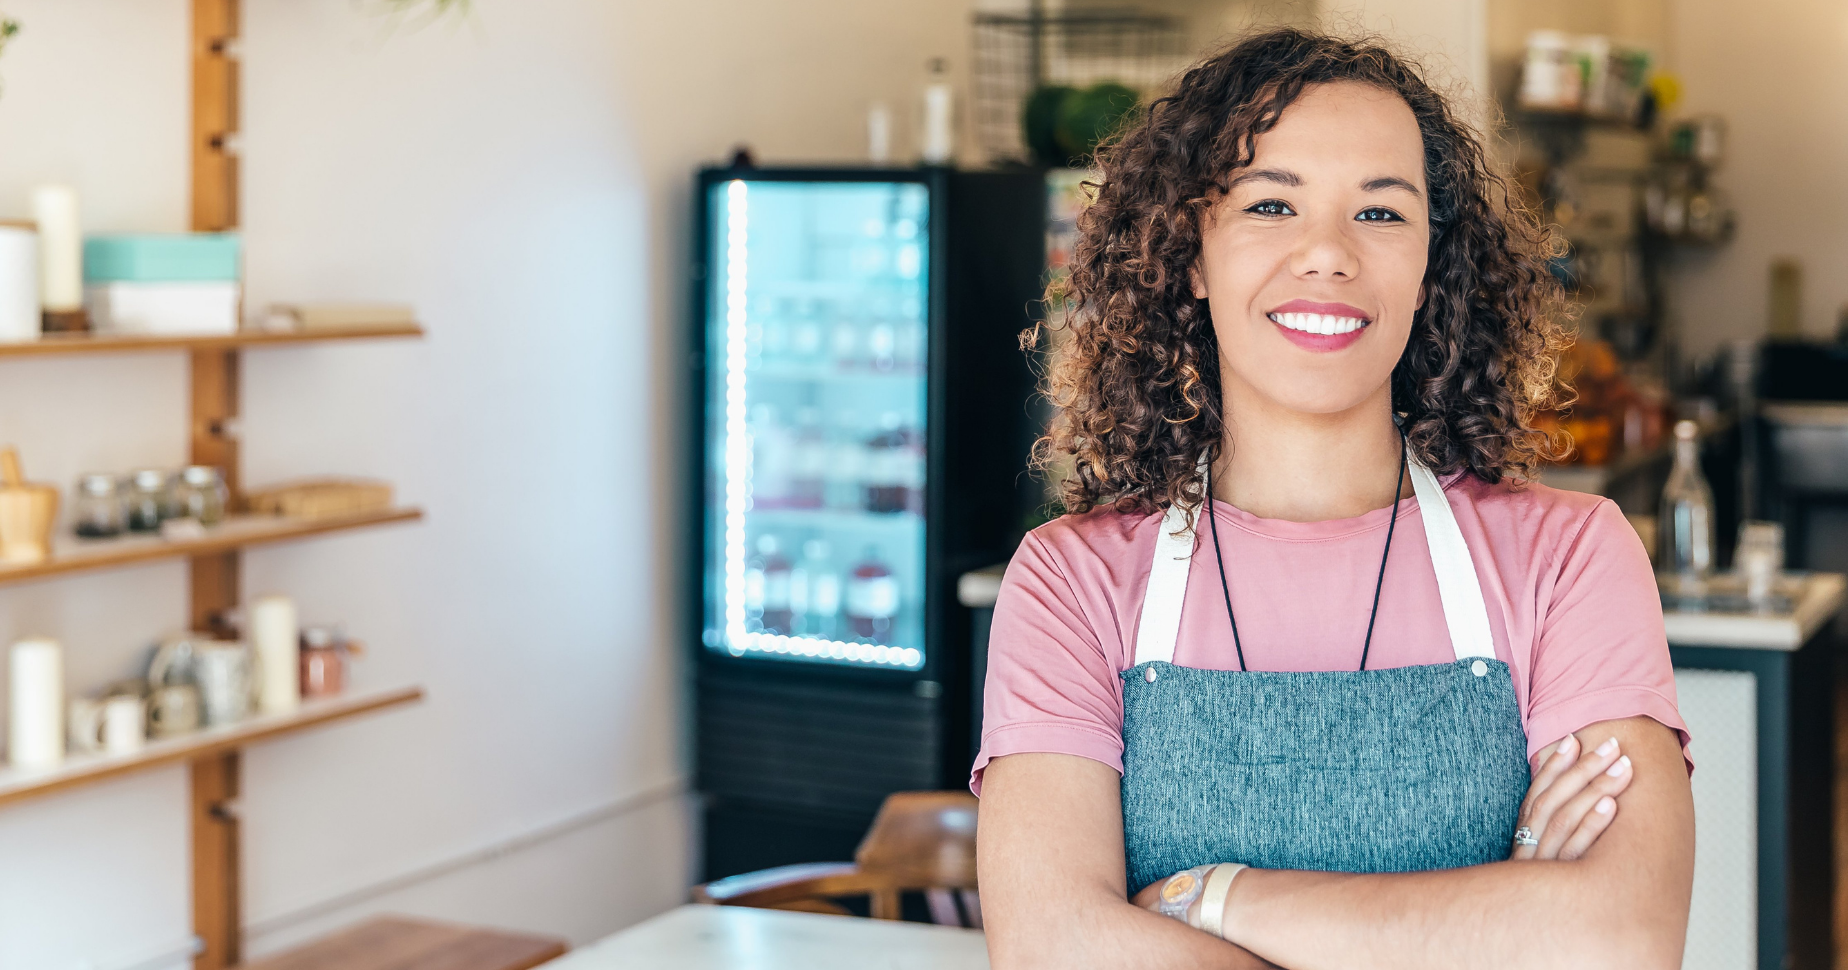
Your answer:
[1415,281,1429,311]
[1190,263,1208,301]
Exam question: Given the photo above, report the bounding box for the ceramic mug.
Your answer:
[148,684,201,738]
[195,641,252,727]
[69,693,146,756]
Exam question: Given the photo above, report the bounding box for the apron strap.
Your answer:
[1407,460,1496,661]
[1130,452,1497,667]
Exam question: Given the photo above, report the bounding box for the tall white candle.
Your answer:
[30,185,82,312]
[251,595,300,713]
[0,224,38,342]
[8,638,64,768]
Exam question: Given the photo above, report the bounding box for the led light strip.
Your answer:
[718,179,921,670]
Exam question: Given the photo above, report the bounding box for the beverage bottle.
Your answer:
[825,411,866,511]
[750,404,794,509]
[793,538,841,639]
[845,545,899,642]
[788,408,827,509]
[830,307,860,370]
[868,316,898,371]
[755,534,793,635]
[789,298,824,365]
[1659,419,1715,599]
[863,412,910,514]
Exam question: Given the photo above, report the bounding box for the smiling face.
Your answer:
[1192,80,1431,418]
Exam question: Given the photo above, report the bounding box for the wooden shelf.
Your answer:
[0,685,424,808]
[0,324,423,359]
[0,508,423,587]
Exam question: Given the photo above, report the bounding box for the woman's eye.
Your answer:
[1356,207,1404,223]
[1245,199,1294,217]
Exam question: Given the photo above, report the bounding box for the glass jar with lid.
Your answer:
[125,469,168,533]
[171,465,229,526]
[72,473,125,539]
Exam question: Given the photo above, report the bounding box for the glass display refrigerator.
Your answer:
[691,165,1045,879]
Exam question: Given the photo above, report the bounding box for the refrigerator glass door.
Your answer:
[703,177,930,670]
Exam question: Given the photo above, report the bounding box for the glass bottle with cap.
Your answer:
[72,473,125,538]
[125,469,169,533]
[1659,419,1715,600]
[170,465,229,526]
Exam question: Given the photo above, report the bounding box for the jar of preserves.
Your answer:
[72,473,124,538]
[125,469,168,533]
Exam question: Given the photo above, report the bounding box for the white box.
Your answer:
[85,282,240,335]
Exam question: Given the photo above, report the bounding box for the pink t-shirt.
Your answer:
[970,473,1691,793]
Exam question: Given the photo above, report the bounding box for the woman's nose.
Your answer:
[1288,216,1360,280]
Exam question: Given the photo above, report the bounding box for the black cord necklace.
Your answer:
[1205,432,1409,672]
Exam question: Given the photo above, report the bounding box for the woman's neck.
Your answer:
[1210,380,1408,523]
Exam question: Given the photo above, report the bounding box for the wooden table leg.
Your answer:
[192,751,242,970]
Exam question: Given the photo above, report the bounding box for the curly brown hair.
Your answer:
[1035,27,1572,517]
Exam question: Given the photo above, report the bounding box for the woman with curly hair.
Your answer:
[973,27,1694,970]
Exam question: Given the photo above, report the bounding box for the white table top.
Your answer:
[545,905,990,970]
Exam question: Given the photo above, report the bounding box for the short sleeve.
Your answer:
[969,532,1127,795]
[1524,499,1693,771]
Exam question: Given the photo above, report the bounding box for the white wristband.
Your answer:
[1198,863,1247,938]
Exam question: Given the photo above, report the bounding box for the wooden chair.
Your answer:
[693,790,981,927]
[240,915,566,970]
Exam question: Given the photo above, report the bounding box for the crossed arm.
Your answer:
[977,715,1694,970]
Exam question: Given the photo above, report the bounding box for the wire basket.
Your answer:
[972,8,1190,164]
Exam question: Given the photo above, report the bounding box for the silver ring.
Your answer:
[1513,826,1539,847]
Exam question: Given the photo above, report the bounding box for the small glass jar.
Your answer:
[72,473,124,539]
[299,626,348,699]
[171,465,229,526]
[125,469,168,533]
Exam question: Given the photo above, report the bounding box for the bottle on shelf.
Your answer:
[750,404,795,509]
[825,410,867,511]
[863,412,922,514]
[745,533,793,635]
[125,469,167,533]
[1659,419,1715,600]
[845,544,899,642]
[787,408,828,509]
[829,308,860,371]
[72,473,124,538]
[789,298,825,366]
[791,538,841,639]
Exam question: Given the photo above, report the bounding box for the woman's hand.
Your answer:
[1513,732,1634,861]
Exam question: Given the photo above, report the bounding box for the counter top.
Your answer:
[1664,572,1846,650]
[541,905,989,970]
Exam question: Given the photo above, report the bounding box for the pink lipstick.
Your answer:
[1266,299,1373,353]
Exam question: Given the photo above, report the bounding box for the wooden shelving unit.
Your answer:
[0,508,422,587]
[0,686,424,808]
[0,5,428,968]
[0,323,424,358]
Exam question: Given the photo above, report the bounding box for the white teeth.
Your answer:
[1268,312,1368,335]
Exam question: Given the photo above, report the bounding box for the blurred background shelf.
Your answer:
[0,508,423,587]
[0,323,423,359]
[0,685,424,808]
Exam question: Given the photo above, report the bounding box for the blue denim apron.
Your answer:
[1121,459,1530,892]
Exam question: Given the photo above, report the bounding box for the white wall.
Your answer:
[1661,0,1848,355]
[0,0,972,966]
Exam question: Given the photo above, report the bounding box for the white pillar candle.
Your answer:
[0,224,38,342]
[8,638,64,768]
[30,185,82,312]
[251,595,300,713]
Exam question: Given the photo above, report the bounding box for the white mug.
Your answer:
[70,694,146,756]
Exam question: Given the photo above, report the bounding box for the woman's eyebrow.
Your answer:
[1226,168,1303,191]
[1361,175,1422,197]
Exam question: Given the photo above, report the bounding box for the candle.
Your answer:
[251,595,301,713]
[0,223,37,342]
[8,638,64,768]
[30,185,82,312]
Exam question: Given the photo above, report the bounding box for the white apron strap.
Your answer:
[1132,500,1198,667]
[1407,460,1496,661]
[1129,451,1497,667]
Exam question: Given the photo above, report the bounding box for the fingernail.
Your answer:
[1596,737,1619,757]
[1554,735,1578,759]
[1606,755,1631,777]
[1595,796,1615,815]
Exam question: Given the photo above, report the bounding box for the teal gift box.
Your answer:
[84,233,241,283]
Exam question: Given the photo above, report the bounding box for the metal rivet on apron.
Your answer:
[1144,666,1159,683]
[1471,660,1488,677]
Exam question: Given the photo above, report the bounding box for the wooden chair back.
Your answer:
[693,790,981,926]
